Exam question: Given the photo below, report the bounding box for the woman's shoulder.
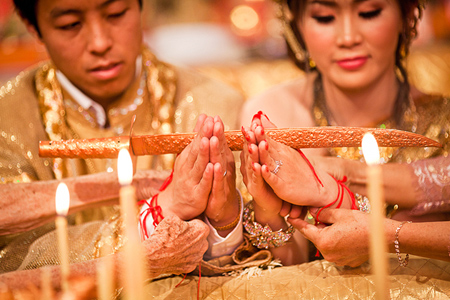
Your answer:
[240,75,315,127]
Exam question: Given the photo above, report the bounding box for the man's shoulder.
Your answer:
[0,65,40,105]
[171,66,244,131]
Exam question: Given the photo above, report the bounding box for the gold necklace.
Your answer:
[312,74,418,163]
[36,48,178,179]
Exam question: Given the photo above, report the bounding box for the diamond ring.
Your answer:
[271,160,283,175]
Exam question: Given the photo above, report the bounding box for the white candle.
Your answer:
[40,267,54,299]
[97,227,115,300]
[117,149,146,300]
[55,182,70,293]
[362,133,389,300]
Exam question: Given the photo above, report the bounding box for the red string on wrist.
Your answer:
[138,169,174,240]
[314,176,357,225]
[297,149,324,187]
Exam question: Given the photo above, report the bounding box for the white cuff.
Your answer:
[138,190,245,260]
[203,189,244,260]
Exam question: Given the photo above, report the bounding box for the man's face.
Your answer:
[35,0,142,105]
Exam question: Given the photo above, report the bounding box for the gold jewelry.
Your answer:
[36,48,177,178]
[312,73,418,162]
[243,201,295,249]
[355,193,371,213]
[213,191,242,231]
[394,221,412,267]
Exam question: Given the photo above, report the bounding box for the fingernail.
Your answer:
[265,140,268,150]
[245,134,250,141]
[261,128,264,135]
[252,162,256,171]
[248,145,253,154]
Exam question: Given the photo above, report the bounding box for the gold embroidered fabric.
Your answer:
[0,47,244,273]
[410,156,450,215]
[145,256,450,300]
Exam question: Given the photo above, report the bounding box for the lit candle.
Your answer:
[117,149,146,300]
[362,133,389,300]
[55,182,70,293]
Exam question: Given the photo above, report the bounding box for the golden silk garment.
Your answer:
[0,47,244,273]
[313,83,450,217]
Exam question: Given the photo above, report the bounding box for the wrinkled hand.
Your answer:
[205,116,238,227]
[158,115,215,220]
[288,208,371,267]
[144,215,209,278]
[132,169,172,200]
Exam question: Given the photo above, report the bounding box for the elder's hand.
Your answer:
[144,215,209,278]
[289,208,375,267]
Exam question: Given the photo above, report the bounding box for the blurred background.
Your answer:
[1,0,449,98]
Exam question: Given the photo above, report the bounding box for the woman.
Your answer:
[240,0,450,267]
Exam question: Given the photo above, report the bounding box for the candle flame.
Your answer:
[362,133,380,165]
[55,183,70,216]
[118,149,133,185]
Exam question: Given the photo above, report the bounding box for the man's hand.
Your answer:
[157,115,215,220]
[205,116,239,232]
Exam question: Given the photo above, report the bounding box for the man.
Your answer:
[0,0,244,288]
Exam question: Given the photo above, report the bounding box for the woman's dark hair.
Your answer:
[13,0,143,37]
[284,0,423,125]
[285,0,422,75]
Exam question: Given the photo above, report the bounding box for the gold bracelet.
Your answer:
[394,221,412,267]
[243,201,295,249]
[213,191,241,231]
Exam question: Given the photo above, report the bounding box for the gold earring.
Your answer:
[308,56,316,69]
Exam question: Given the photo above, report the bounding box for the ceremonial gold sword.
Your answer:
[39,127,442,159]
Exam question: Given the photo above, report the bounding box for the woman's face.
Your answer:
[34,0,143,105]
[297,0,403,90]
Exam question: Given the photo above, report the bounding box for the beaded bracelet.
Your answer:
[394,221,412,267]
[243,201,295,249]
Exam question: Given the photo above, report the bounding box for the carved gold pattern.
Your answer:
[38,127,441,158]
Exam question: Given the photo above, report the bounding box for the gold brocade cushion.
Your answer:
[144,256,450,299]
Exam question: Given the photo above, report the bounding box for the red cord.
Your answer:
[138,169,174,240]
[175,273,188,288]
[174,262,202,300]
[297,149,324,187]
[197,262,201,300]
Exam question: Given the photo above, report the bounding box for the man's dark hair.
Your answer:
[13,0,143,36]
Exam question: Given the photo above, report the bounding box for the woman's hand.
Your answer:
[249,122,334,208]
[288,208,371,267]
[240,125,286,221]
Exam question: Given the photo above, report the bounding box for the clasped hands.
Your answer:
[158,114,239,233]
[240,113,370,267]
[153,112,370,267]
